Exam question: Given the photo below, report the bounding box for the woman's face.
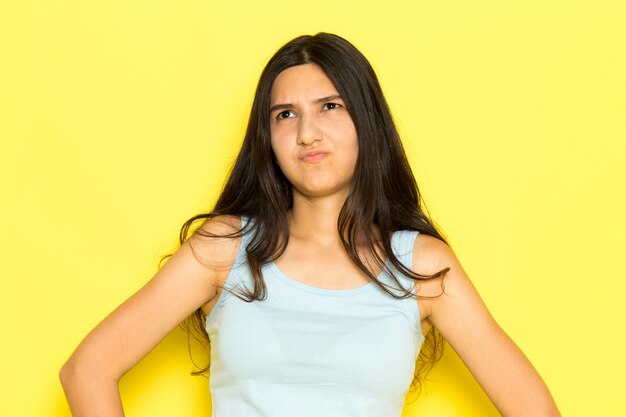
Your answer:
[269,63,358,199]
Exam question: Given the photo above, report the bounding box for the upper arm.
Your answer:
[60,214,243,382]
[411,235,560,416]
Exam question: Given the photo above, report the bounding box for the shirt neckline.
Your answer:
[267,245,393,297]
[244,215,396,296]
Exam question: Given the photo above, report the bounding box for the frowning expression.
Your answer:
[269,63,359,198]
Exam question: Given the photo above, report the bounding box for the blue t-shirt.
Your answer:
[205,214,425,417]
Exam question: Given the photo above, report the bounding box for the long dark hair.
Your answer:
[160,32,450,399]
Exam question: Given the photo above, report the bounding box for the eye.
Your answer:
[274,103,343,120]
[323,102,342,111]
[276,110,295,120]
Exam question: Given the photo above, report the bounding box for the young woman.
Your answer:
[60,32,561,417]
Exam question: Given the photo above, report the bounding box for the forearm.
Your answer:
[497,378,561,417]
[60,366,125,417]
[489,371,562,417]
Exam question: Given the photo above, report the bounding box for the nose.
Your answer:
[296,111,322,145]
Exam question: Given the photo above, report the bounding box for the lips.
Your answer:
[300,151,328,162]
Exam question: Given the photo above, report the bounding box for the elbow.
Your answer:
[59,359,78,385]
[59,358,91,386]
[59,358,122,386]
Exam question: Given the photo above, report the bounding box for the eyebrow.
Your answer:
[269,94,343,114]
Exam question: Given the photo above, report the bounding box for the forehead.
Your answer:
[270,63,338,103]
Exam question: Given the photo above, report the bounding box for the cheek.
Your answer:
[329,118,358,144]
[270,139,292,171]
[270,126,289,151]
[334,126,358,159]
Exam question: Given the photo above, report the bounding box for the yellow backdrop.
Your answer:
[2,1,624,416]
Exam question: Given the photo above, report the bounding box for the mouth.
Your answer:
[300,152,328,163]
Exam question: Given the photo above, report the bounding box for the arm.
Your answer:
[59,215,242,417]
[413,235,561,417]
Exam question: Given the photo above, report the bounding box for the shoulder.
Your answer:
[411,233,457,279]
[197,214,244,234]
[412,233,481,321]
[193,214,246,244]
[189,214,246,279]
[410,233,467,319]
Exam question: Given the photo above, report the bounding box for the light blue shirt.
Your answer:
[206,214,425,417]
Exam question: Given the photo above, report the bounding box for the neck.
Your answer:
[287,193,381,248]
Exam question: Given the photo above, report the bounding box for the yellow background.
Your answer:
[2,1,624,416]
